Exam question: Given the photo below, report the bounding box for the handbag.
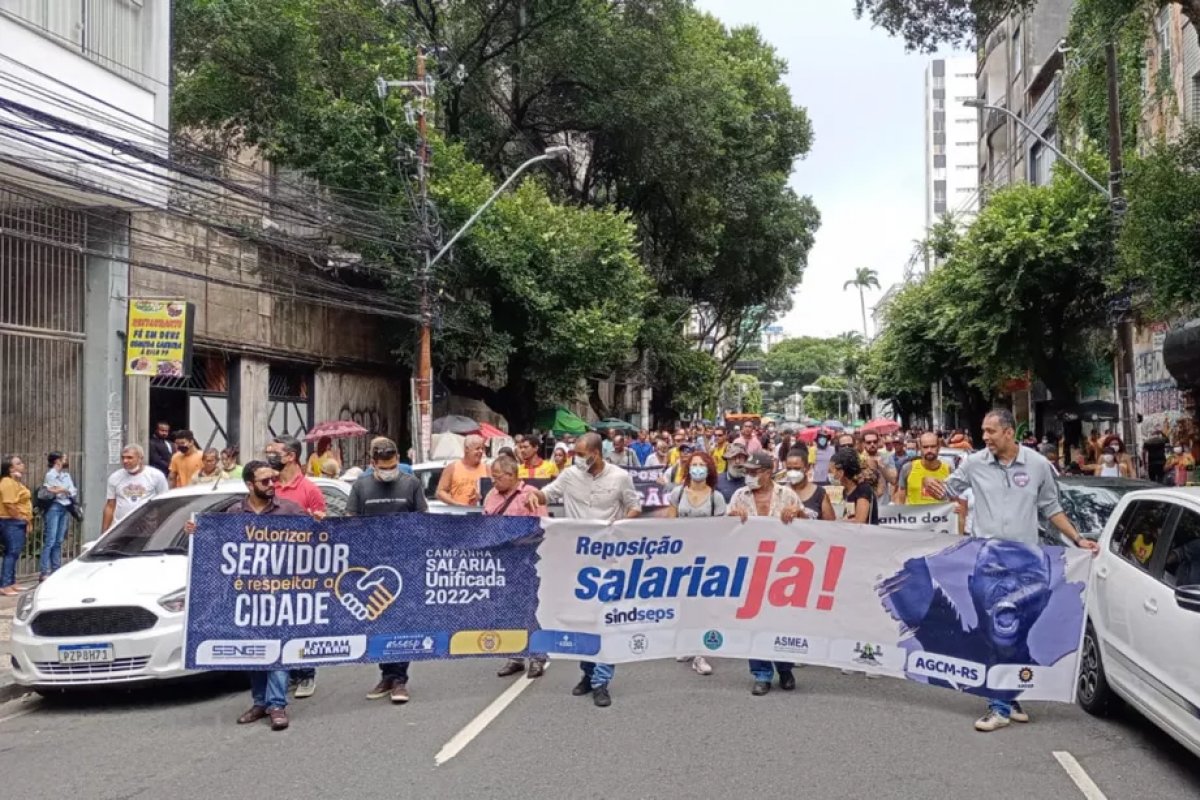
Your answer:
[35,486,55,513]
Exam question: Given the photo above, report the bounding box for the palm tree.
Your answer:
[844,267,881,340]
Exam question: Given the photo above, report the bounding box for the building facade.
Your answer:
[925,55,980,249]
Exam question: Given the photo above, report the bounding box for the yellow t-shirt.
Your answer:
[710,444,728,474]
[904,459,951,505]
[518,459,559,480]
[0,477,32,522]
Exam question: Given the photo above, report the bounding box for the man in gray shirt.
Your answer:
[527,432,641,707]
[924,408,1097,733]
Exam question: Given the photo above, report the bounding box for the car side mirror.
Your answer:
[1174,585,1200,613]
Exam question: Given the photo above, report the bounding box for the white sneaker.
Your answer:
[295,676,316,699]
[1009,702,1030,723]
[691,656,713,676]
[974,710,1011,732]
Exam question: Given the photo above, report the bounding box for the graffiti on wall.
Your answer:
[1135,324,1187,438]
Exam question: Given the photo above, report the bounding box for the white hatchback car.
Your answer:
[9,479,350,692]
[1078,487,1200,757]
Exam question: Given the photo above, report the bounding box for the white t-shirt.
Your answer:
[106,467,169,524]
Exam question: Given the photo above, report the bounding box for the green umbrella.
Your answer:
[534,406,591,437]
[596,418,637,433]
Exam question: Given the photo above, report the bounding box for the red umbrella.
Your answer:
[304,420,369,442]
[796,426,821,444]
[478,422,508,439]
[861,418,901,436]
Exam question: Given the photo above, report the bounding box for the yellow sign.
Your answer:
[449,629,529,655]
[125,299,195,377]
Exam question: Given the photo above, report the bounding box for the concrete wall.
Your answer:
[314,370,406,467]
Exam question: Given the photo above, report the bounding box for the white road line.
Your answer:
[435,668,544,766]
[1053,751,1109,800]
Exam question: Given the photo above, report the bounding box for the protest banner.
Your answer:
[186,515,1090,702]
[876,503,961,536]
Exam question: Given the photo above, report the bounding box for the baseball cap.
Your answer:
[726,443,748,458]
[745,451,774,472]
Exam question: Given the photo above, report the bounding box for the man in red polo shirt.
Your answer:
[265,435,327,698]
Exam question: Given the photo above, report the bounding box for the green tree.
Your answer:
[843,267,881,340]
[726,374,764,415]
[763,337,842,391]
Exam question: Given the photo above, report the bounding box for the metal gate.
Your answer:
[0,183,87,579]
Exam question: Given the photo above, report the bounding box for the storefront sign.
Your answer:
[125,299,195,378]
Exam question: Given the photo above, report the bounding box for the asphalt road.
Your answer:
[1,658,1197,800]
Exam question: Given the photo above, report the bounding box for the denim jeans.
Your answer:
[250,670,290,709]
[380,661,410,682]
[748,660,794,682]
[988,697,1012,717]
[0,518,27,587]
[40,504,69,576]
[581,661,614,688]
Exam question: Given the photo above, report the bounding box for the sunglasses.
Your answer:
[372,449,398,459]
[254,477,279,487]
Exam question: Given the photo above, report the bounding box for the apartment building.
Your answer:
[925,56,980,242]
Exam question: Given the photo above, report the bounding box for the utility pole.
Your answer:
[414,47,434,463]
[1106,42,1138,455]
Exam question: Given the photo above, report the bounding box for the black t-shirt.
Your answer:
[1144,436,1169,467]
[845,481,879,525]
[347,474,428,516]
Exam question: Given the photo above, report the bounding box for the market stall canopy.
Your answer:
[595,418,637,433]
[535,406,590,436]
[432,414,481,435]
[478,422,508,439]
[822,420,845,431]
[304,420,369,442]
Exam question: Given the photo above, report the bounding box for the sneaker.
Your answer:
[592,685,611,707]
[675,656,691,663]
[526,661,545,679]
[751,681,771,696]
[778,671,796,691]
[571,676,594,697]
[366,678,394,700]
[267,706,289,731]
[691,656,713,676]
[390,683,410,704]
[237,705,268,725]
[1009,702,1030,723]
[294,675,316,699]
[497,659,525,678]
[974,710,1011,732]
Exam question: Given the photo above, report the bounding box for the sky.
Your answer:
[695,0,939,340]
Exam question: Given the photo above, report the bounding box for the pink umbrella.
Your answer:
[860,418,901,436]
[305,420,369,442]
[796,426,821,444]
[478,422,508,439]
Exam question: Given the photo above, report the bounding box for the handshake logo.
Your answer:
[335,565,403,621]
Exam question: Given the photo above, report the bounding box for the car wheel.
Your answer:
[1077,621,1113,716]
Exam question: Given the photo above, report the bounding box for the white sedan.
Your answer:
[1078,487,1200,758]
[9,479,350,692]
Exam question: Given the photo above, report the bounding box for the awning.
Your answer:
[534,406,591,436]
[1163,323,1200,388]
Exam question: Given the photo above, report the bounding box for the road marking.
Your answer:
[435,667,544,766]
[1053,751,1108,800]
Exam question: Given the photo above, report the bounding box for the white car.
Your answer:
[1078,487,1200,757]
[9,479,350,692]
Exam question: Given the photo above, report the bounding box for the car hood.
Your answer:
[34,555,187,605]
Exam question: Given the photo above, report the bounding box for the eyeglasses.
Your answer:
[254,477,279,487]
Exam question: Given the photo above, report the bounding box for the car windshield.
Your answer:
[1059,484,1136,537]
[418,469,444,500]
[85,493,241,559]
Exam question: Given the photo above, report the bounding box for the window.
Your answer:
[1012,26,1023,77]
[955,118,975,125]
[1158,7,1173,77]
[1164,510,1200,587]
[955,73,975,80]
[934,96,945,111]
[956,141,976,148]
[933,75,945,89]
[1192,73,1200,121]
[956,187,974,193]
[934,181,946,205]
[1110,500,1176,572]
[932,142,945,156]
[933,115,945,133]
[956,163,976,170]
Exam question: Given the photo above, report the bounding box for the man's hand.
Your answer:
[781,506,798,525]
[310,509,327,522]
[524,491,545,512]
[184,520,196,535]
[922,477,948,500]
[731,507,749,523]
[1076,537,1100,555]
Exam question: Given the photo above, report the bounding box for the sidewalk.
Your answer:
[0,584,34,703]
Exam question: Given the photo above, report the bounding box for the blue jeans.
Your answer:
[988,697,1013,717]
[749,660,794,682]
[380,661,410,682]
[40,504,69,576]
[582,661,614,688]
[0,519,27,588]
[250,670,289,709]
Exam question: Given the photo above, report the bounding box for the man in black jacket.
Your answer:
[148,421,173,476]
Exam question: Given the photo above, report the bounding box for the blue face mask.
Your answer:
[906,449,918,459]
[689,465,708,482]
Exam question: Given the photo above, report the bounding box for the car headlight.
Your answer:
[15,590,35,622]
[158,587,187,614]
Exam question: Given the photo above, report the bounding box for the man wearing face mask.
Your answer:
[266,435,327,698]
[810,429,836,485]
[716,443,749,502]
[348,438,428,704]
[525,432,641,707]
[167,429,203,488]
[103,444,169,531]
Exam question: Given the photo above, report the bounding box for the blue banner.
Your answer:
[185,514,543,669]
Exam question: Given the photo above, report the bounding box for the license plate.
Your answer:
[58,644,114,664]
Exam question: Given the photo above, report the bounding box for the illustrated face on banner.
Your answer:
[968,541,1052,650]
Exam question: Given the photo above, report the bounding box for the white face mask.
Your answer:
[1102,454,1115,465]
[786,469,807,485]
[375,467,399,482]
[744,474,761,490]
[1174,447,1184,455]
[574,455,592,471]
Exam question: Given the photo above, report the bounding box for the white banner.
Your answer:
[535,517,1091,702]
[877,502,961,536]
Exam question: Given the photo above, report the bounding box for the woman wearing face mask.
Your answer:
[192,448,227,484]
[830,448,879,525]
[782,446,835,521]
[0,455,32,596]
[1166,442,1195,486]
[666,451,725,676]
[551,442,572,473]
[1088,446,1130,478]
[220,446,242,478]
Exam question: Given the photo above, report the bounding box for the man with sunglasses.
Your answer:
[348,438,429,705]
[861,432,897,502]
